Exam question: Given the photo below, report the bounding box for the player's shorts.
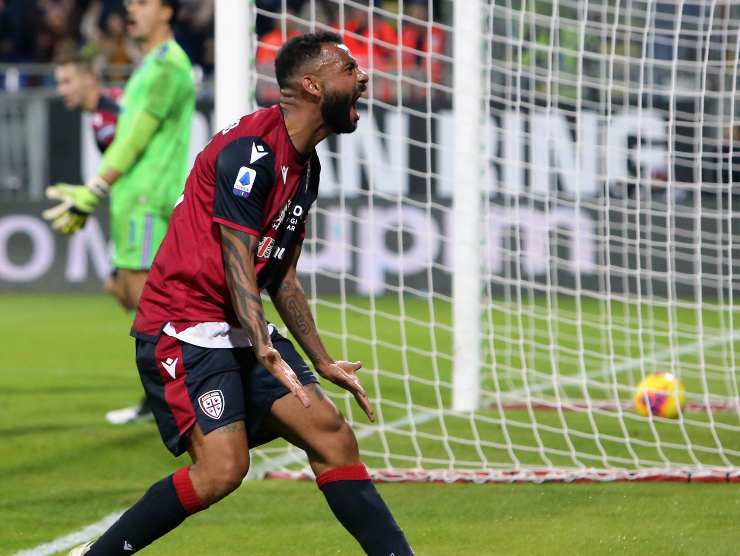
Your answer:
[110,207,169,270]
[135,328,319,456]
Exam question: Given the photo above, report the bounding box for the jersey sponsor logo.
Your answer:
[161,357,178,379]
[198,389,225,419]
[250,142,269,164]
[286,204,304,232]
[281,165,289,184]
[257,236,275,259]
[272,202,289,230]
[233,166,257,197]
[257,237,286,260]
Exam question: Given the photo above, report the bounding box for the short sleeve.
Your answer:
[213,137,276,236]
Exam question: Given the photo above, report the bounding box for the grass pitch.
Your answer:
[1,293,739,555]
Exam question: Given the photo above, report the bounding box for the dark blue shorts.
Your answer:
[135,328,318,456]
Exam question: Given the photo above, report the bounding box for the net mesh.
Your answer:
[245,0,740,481]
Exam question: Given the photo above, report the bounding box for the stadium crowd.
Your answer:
[0,0,447,92]
[0,0,735,190]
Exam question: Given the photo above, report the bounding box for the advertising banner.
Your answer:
[2,197,738,297]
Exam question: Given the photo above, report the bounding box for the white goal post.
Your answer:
[215,0,740,483]
[214,0,254,131]
[451,0,484,413]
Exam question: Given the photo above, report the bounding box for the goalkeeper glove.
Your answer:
[42,176,110,234]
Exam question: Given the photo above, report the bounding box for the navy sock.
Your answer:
[88,466,204,554]
[317,464,413,556]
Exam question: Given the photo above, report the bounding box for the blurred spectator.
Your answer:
[336,0,397,72]
[35,0,80,62]
[401,0,445,84]
[176,0,214,73]
[255,2,335,105]
[0,0,454,96]
[94,7,138,80]
[256,0,304,36]
[79,0,104,46]
[0,0,39,62]
[255,6,302,104]
[256,8,301,66]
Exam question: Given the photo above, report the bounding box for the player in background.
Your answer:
[68,32,413,556]
[54,52,135,313]
[43,0,195,425]
[54,51,122,154]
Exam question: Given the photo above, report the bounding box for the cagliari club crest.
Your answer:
[198,390,225,419]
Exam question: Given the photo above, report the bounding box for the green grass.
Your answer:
[1,293,740,555]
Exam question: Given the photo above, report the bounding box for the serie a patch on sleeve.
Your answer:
[232,166,257,198]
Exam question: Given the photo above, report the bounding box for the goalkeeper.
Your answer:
[43,0,195,425]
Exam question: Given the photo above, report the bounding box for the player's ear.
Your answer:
[302,74,322,100]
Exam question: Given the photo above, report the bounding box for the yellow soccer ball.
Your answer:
[633,372,686,418]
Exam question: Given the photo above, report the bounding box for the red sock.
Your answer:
[316,463,370,488]
[173,465,206,514]
[87,466,206,554]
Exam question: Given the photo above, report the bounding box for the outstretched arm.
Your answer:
[270,246,374,421]
[221,226,310,408]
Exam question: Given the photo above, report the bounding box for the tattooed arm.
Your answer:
[270,245,331,369]
[220,225,310,407]
[270,246,374,420]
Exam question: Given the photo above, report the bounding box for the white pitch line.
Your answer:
[12,410,443,554]
[20,328,740,552]
[500,327,740,399]
[10,511,123,556]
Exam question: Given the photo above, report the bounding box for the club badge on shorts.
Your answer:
[198,389,225,419]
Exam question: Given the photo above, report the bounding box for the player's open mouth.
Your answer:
[350,91,363,122]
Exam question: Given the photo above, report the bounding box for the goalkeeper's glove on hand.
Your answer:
[42,176,110,234]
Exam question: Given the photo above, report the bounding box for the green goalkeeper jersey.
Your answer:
[105,39,195,217]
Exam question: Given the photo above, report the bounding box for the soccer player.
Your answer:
[54,51,122,154]
[43,0,195,425]
[68,32,413,556]
[54,52,134,314]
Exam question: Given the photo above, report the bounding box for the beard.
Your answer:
[320,88,358,134]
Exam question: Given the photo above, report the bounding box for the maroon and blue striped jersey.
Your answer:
[92,87,121,153]
[132,104,320,339]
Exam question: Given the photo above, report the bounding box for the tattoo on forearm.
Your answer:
[273,276,331,368]
[282,284,311,337]
[221,227,271,347]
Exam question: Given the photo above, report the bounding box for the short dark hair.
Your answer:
[274,31,342,89]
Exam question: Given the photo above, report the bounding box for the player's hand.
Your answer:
[42,176,110,234]
[318,360,375,422]
[257,346,311,408]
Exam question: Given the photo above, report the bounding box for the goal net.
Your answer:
[239,0,740,482]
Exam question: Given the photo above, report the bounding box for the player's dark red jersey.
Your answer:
[132,104,320,339]
[92,87,121,153]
